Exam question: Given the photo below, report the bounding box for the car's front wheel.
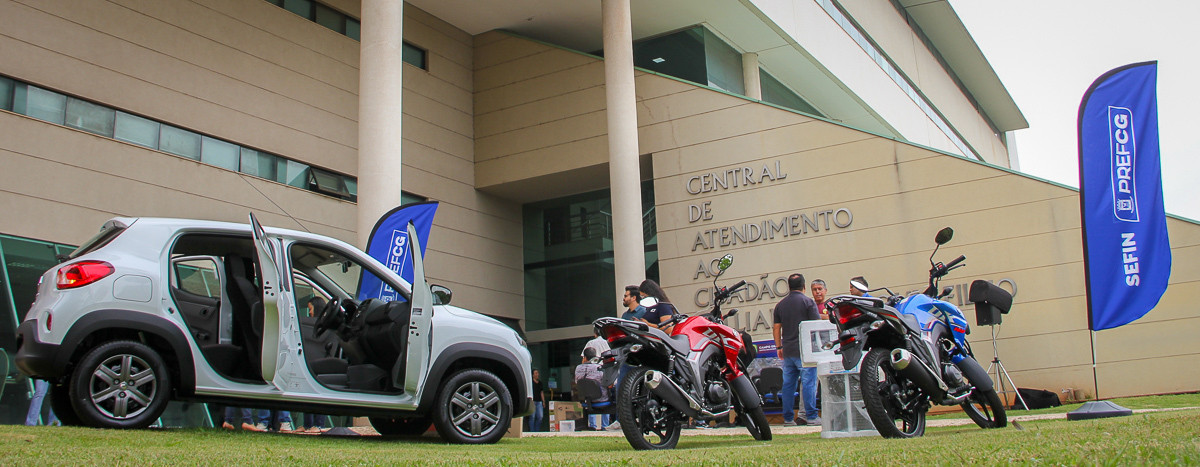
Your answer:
[432,369,511,444]
[68,340,172,429]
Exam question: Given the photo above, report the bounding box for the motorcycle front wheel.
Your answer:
[962,387,1007,429]
[741,405,772,441]
[861,347,927,438]
[617,366,682,450]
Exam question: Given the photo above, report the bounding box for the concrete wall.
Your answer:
[0,0,523,321]
[476,32,1200,398]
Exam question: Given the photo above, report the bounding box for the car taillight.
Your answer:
[56,260,114,289]
[45,311,52,331]
[833,303,864,325]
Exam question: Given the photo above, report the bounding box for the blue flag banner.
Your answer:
[360,201,439,302]
[1078,61,1171,331]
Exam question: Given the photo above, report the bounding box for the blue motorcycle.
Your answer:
[825,227,1006,438]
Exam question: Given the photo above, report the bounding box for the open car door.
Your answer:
[399,222,433,394]
[249,213,286,384]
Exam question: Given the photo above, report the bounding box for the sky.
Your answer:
[949,0,1200,222]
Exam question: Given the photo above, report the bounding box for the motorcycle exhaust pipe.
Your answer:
[889,349,944,398]
[644,370,729,420]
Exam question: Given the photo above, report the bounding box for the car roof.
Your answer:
[120,216,357,250]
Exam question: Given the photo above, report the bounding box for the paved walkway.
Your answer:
[519,406,1200,438]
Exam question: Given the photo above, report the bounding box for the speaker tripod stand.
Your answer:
[985,324,1028,410]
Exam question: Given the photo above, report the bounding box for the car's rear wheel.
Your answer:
[68,340,172,429]
[432,369,511,444]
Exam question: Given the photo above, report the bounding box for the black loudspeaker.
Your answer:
[969,280,1013,326]
[975,302,1002,326]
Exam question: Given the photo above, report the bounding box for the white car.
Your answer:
[15,215,531,444]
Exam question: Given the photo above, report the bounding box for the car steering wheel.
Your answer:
[313,298,344,338]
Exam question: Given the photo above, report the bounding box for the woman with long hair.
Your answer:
[638,279,677,331]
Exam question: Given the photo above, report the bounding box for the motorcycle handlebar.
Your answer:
[715,280,747,301]
[945,255,966,270]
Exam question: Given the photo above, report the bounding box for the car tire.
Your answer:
[49,383,83,427]
[68,340,172,429]
[370,415,432,437]
[431,369,512,444]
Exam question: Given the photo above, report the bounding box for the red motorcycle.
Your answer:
[593,254,771,450]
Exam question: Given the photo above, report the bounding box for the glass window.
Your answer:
[760,70,822,117]
[172,258,221,298]
[283,0,313,19]
[239,147,278,180]
[345,18,360,41]
[703,30,745,95]
[114,111,160,148]
[23,86,67,124]
[314,3,344,33]
[289,243,406,304]
[0,76,13,111]
[307,168,348,198]
[200,136,240,171]
[278,159,310,188]
[159,125,202,160]
[293,274,331,317]
[632,27,707,85]
[344,177,357,200]
[403,42,427,69]
[65,98,116,136]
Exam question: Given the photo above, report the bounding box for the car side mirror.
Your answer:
[431,284,452,305]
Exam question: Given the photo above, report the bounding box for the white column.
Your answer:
[602,0,646,311]
[742,52,761,100]
[357,0,405,248]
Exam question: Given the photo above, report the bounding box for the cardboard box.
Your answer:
[557,420,575,432]
[548,401,582,431]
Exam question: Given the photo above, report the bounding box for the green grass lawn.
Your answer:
[2,395,1198,465]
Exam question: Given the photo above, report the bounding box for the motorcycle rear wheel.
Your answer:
[961,388,1007,429]
[617,366,682,450]
[861,347,927,438]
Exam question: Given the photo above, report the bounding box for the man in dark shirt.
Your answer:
[529,369,544,431]
[772,273,821,426]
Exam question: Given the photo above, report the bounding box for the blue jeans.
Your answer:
[780,357,819,421]
[800,366,818,420]
[529,401,544,431]
[256,410,292,429]
[305,413,327,429]
[25,379,58,426]
[224,407,253,425]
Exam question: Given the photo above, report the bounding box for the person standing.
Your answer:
[582,330,610,361]
[772,273,822,426]
[24,379,58,426]
[811,279,829,320]
[529,369,545,432]
[620,285,646,320]
[638,279,677,332]
[849,276,870,297]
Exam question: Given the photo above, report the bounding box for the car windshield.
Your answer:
[288,242,409,303]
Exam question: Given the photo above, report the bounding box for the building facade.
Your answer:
[0,0,1196,424]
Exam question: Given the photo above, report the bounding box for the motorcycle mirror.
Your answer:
[639,296,659,308]
[723,308,739,319]
[935,227,954,245]
[938,286,954,299]
[716,254,733,273]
